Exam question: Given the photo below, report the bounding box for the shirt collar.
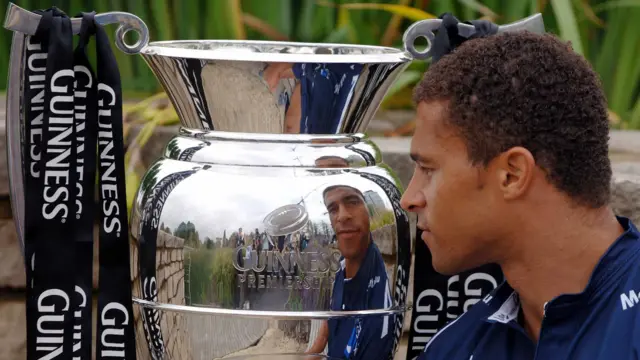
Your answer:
[484,216,640,322]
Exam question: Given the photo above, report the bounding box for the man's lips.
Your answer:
[418,224,432,236]
[337,229,359,236]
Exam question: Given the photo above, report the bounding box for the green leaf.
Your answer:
[243,0,292,39]
[458,0,499,20]
[503,0,533,23]
[384,70,423,101]
[320,2,436,22]
[630,97,640,129]
[549,0,584,55]
[608,8,640,115]
[592,0,640,13]
[323,26,351,43]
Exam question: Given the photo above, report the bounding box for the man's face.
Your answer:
[315,156,349,168]
[400,101,505,275]
[324,186,371,260]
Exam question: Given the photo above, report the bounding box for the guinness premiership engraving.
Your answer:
[233,247,342,290]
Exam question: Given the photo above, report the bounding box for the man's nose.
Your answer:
[400,175,426,213]
[336,204,353,222]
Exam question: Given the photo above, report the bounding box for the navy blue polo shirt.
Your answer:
[328,241,394,359]
[418,216,640,360]
[292,63,363,134]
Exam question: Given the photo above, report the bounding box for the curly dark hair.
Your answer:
[413,31,612,208]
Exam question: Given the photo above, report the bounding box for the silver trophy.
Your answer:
[3,4,544,359]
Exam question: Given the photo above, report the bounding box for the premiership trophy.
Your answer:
[3,3,544,359]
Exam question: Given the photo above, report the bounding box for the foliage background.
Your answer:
[1,0,639,129]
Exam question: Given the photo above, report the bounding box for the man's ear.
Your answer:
[493,147,536,200]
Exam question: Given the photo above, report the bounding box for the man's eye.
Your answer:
[416,164,432,173]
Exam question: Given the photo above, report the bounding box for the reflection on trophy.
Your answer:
[2,2,545,359]
[305,184,395,359]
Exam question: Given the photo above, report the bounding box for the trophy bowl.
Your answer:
[127,38,414,360]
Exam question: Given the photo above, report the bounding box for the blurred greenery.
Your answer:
[1,0,639,128]
[184,244,237,307]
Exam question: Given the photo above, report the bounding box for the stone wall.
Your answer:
[131,230,193,360]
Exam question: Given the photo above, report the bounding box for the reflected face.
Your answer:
[315,156,349,168]
[324,186,371,260]
[400,101,501,275]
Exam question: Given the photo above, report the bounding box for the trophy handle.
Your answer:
[3,3,150,256]
[403,13,546,60]
[4,2,150,54]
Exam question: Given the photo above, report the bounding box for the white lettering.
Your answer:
[99,302,129,358]
[97,83,122,235]
[41,69,75,222]
[26,37,47,179]
[621,290,640,310]
[36,289,71,359]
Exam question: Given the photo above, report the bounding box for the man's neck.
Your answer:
[344,257,362,279]
[499,206,623,342]
[344,241,370,279]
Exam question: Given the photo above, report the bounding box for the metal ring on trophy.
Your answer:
[402,13,546,60]
[401,19,441,60]
[3,3,149,54]
[100,12,150,54]
[133,298,406,320]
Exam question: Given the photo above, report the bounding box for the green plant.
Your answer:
[211,247,237,307]
[371,210,397,231]
[187,247,237,307]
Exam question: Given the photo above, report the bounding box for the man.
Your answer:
[306,185,394,359]
[399,29,640,359]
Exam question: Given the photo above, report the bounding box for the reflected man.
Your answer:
[262,62,363,134]
[307,185,394,359]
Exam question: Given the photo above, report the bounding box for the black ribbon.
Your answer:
[404,14,503,360]
[24,9,77,360]
[23,7,137,360]
[72,12,98,360]
[430,13,499,64]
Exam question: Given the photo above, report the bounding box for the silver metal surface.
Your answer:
[5,31,26,256]
[403,13,545,60]
[129,131,410,358]
[133,298,404,320]
[139,41,411,133]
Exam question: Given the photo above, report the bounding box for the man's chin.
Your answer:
[431,257,477,276]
